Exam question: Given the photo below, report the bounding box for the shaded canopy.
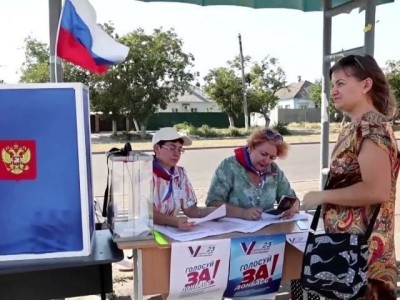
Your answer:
[136,0,393,12]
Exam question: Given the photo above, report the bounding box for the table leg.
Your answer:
[133,249,144,300]
[99,264,106,300]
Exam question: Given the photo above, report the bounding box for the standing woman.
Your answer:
[302,54,399,299]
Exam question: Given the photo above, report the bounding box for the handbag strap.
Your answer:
[310,204,380,241]
[102,151,114,217]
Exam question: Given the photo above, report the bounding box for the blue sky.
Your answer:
[1,0,399,84]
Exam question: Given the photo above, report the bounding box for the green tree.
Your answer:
[204,67,243,127]
[385,60,400,115]
[19,36,94,86]
[309,79,337,114]
[19,36,50,83]
[114,28,195,135]
[247,56,286,127]
[84,22,130,134]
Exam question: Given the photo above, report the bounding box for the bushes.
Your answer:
[172,122,294,138]
[173,122,197,135]
[271,122,291,135]
[197,125,218,137]
[173,123,251,138]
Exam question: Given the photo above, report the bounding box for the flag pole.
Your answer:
[49,0,64,83]
[54,0,66,83]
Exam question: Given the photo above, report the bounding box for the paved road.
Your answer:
[91,143,335,203]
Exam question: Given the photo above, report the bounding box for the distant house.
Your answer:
[274,79,315,110]
[158,86,221,113]
[251,79,319,126]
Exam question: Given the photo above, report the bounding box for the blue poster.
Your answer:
[224,234,286,299]
[0,84,93,260]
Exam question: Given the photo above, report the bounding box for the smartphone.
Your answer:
[265,195,297,215]
[277,195,297,211]
[296,220,309,230]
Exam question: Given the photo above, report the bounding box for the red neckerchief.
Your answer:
[234,146,276,177]
[153,160,177,202]
[153,160,174,180]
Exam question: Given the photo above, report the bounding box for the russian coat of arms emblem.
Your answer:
[1,144,31,175]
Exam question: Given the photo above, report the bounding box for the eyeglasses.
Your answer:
[161,145,185,154]
[264,129,283,142]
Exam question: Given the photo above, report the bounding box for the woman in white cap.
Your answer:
[152,127,216,231]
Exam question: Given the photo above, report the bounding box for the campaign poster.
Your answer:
[224,234,286,299]
[168,239,230,299]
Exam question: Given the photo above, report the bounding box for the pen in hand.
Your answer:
[248,197,263,220]
[249,197,256,207]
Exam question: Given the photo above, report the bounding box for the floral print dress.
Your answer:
[323,111,399,299]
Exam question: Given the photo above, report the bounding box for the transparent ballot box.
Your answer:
[107,151,153,242]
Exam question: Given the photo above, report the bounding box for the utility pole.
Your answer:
[238,34,249,130]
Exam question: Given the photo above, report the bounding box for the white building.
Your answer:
[159,86,221,113]
[251,79,317,126]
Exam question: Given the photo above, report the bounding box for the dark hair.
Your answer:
[329,54,395,117]
[156,138,184,147]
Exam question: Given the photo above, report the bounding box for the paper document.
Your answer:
[155,211,313,242]
[188,204,226,224]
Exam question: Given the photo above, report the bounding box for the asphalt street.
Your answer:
[91,143,336,203]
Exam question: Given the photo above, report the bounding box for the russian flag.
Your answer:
[57,0,129,74]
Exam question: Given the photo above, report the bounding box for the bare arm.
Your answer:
[153,210,194,231]
[303,139,391,210]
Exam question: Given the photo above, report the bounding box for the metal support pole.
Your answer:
[49,0,63,82]
[238,34,249,130]
[364,0,376,56]
[320,0,332,189]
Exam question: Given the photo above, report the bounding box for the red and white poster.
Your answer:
[168,239,230,299]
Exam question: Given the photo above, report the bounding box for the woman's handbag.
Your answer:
[300,203,380,299]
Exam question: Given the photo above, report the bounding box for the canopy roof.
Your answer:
[136,0,393,12]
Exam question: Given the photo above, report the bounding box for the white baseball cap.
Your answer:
[152,127,192,146]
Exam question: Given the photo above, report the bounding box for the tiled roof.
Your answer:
[275,80,314,100]
[176,86,214,103]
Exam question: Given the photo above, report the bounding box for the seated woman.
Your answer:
[206,127,299,220]
[152,127,216,230]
